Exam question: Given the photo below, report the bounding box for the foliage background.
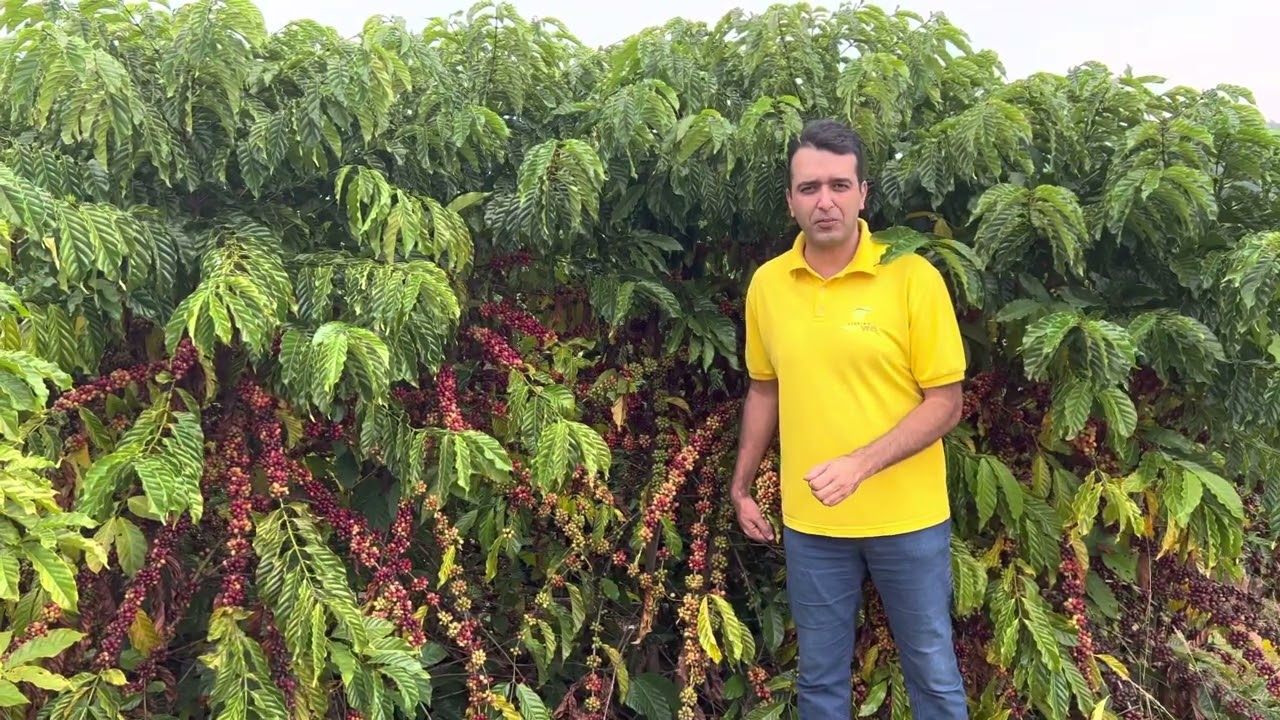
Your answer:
[1,0,1279,719]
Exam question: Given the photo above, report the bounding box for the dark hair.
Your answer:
[787,119,867,185]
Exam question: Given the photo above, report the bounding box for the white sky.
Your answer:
[243,0,1279,121]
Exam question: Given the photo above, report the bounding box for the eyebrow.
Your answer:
[796,177,855,187]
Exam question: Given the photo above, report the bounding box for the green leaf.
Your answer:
[950,536,988,615]
[1050,376,1094,440]
[1021,312,1080,380]
[0,678,26,707]
[624,673,677,720]
[974,457,1000,528]
[1178,461,1244,520]
[113,518,147,577]
[515,683,551,720]
[1097,388,1137,447]
[1019,575,1063,672]
[21,541,78,612]
[201,607,291,720]
[3,628,84,668]
[5,665,70,691]
[710,594,756,664]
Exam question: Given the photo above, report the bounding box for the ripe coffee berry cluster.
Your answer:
[478,299,557,345]
[53,366,153,412]
[296,471,383,571]
[1226,628,1280,699]
[467,326,523,368]
[93,517,189,670]
[747,665,772,702]
[434,365,469,432]
[0,603,59,665]
[486,250,533,273]
[366,501,426,647]
[638,402,734,546]
[421,501,491,720]
[124,567,196,694]
[212,421,256,610]
[258,610,298,707]
[304,418,346,442]
[237,377,429,646]
[961,369,1000,419]
[1057,541,1095,685]
[669,413,738,720]
[1071,418,1100,458]
[52,338,198,413]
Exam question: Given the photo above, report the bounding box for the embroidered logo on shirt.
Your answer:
[843,306,878,332]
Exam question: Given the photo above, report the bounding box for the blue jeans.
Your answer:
[784,520,968,719]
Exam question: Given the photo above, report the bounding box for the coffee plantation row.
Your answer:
[2,0,1279,717]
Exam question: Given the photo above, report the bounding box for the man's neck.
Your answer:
[804,226,860,279]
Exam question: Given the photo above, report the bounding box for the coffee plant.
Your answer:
[1,0,1279,718]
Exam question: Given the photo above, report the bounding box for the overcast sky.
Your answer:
[244,0,1276,120]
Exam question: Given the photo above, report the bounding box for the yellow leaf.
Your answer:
[1142,490,1159,538]
[489,692,522,720]
[661,396,691,416]
[438,544,456,588]
[41,235,60,271]
[1095,653,1129,680]
[859,645,881,677]
[276,407,304,449]
[1158,518,1182,558]
[697,596,721,663]
[1068,534,1089,575]
[99,668,127,685]
[1089,697,1120,720]
[611,395,626,429]
[605,645,629,699]
[980,537,1006,568]
[129,609,162,657]
[68,443,91,469]
[1031,452,1050,497]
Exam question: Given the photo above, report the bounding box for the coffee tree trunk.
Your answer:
[1,1,1279,719]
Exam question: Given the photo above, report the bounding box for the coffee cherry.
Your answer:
[467,326,524,368]
[478,299,557,345]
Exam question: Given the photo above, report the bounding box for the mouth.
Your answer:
[814,218,839,230]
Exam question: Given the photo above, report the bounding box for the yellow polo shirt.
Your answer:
[744,218,966,538]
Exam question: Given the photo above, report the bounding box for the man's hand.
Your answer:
[733,495,775,542]
[805,453,871,506]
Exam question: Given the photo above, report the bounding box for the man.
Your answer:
[729,118,969,719]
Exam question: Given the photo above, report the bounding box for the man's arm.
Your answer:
[729,378,779,503]
[841,381,962,477]
[843,256,967,477]
[805,382,962,506]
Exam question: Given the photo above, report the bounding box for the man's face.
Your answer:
[786,147,867,248]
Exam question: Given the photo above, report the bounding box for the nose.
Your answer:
[816,187,835,209]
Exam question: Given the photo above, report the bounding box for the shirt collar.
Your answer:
[781,217,885,278]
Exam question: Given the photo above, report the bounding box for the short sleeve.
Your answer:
[744,276,775,381]
[908,260,966,388]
